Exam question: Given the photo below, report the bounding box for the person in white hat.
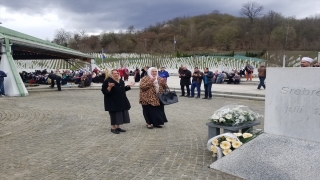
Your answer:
[301,57,313,67]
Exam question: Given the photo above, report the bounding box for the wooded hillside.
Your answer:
[52,2,320,55]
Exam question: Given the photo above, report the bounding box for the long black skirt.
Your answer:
[142,104,168,126]
[108,110,130,125]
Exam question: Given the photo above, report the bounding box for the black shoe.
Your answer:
[116,128,126,132]
[208,97,212,100]
[153,125,163,128]
[195,96,200,98]
[202,97,208,99]
[111,129,120,134]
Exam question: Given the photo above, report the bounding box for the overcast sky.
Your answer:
[0,0,319,40]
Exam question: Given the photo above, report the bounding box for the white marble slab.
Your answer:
[264,68,320,142]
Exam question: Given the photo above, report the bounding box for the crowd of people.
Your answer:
[1,56,318,136]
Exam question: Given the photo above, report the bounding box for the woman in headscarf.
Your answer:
[139,67,168,129]
[101,69,135,134]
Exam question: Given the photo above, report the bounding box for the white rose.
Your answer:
[243,133,253,139]
[220,141,231,150]
[233,133,242,137]
[225,114,232,120]
[219,118,226,122]
[211,114,219,120]
[239,115,245,121]
[222,149,232,156]
[232,141,243,148]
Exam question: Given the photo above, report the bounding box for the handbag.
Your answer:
[158,88,178,105]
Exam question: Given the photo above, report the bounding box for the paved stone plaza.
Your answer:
[0,89,264,179]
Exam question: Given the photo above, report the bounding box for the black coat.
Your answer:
[179,69,192,86]
[48,73,61,80]
[101,77,131,112]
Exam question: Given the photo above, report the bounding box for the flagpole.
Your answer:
[102,48,104,65]
[174,36,176,51]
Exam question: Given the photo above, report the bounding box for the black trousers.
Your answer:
[51,77,61,91]
[180,85,190,96]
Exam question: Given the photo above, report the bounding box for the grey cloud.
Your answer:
[1,0,319,36]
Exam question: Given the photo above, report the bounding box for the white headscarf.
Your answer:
[148,67,159,92]
[301,57,313,63]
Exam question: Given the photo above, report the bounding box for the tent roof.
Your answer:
[0,26,92,60]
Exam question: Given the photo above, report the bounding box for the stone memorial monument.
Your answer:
[210,68,320,180]
[264,68,320,142]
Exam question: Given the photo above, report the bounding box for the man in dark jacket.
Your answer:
[141,66,149,78]
[0,70,7,97]
[179,66,192,97]
[203,67,214,99]
[48,73,62,91]
[190,67,203,98]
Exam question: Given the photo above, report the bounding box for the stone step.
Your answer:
[172,89,265,101]
[212,93,265,101]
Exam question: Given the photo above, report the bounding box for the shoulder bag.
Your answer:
[158,88,178,105]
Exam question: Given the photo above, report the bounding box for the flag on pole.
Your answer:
[102,48,106,58]
[174,36,177,51]
[102,48,106,65]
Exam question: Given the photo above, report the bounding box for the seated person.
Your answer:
[233,73,241,84]
[227,72,235,84]
[212,70,219,84]
[86,73,92,86]
[239,68,245,77]
[91,72,97,83]
[216,72,224,84]
[74,72,81,84]
[78,74,91,88]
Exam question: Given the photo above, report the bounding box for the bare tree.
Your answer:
[127,25,135,34]
[212,10,221,15]
[79,30,86,37]
[240,1,263,23]
[53,28,71,47]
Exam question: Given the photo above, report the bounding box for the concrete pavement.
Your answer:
[0,89,264,179]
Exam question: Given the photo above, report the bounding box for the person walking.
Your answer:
[139,67,169,129]
[0,70,7,97]
[179,66,191,97]
[190,67,203,98]
[257,65,266,89]
[48,73,62,91]
[101,69,135,134]
[203,68,214,100]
